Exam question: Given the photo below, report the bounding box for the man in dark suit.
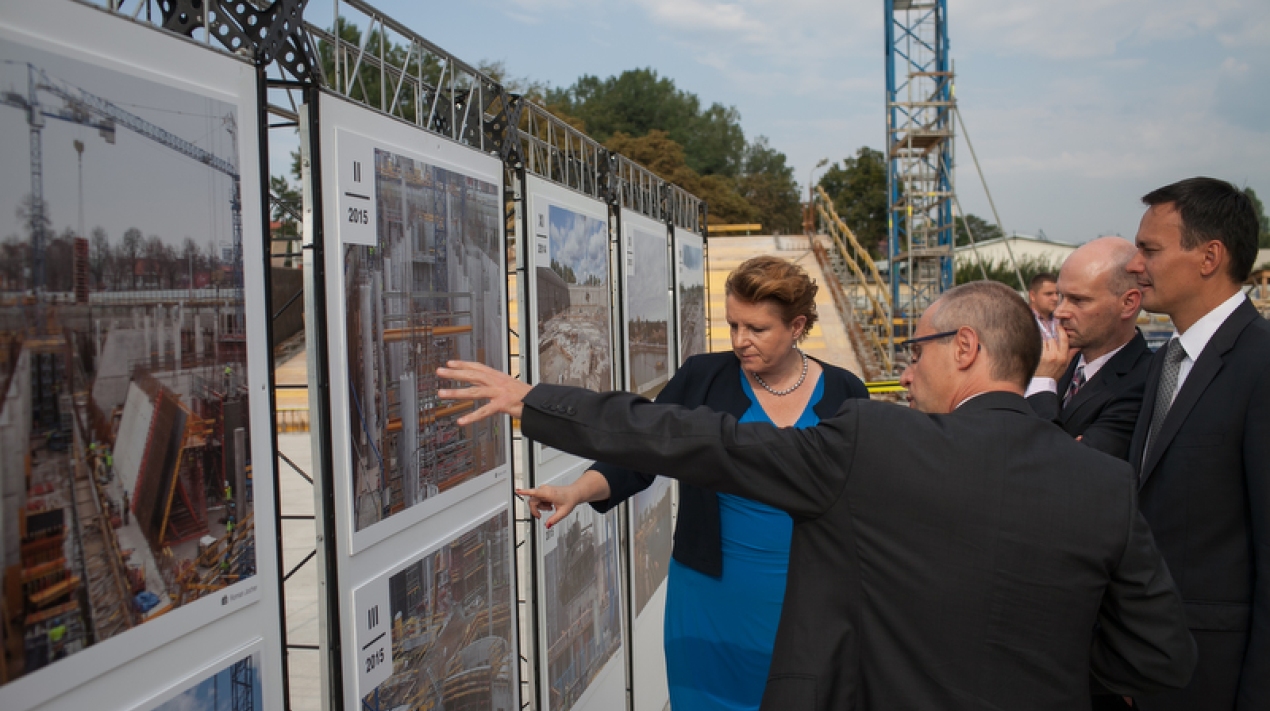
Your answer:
[439,280,1196,711]
[1124,177,1270,711]
[1027,236,1152,460]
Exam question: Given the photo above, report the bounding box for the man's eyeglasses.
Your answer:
[899,330,958,363]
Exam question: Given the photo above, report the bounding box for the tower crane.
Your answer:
[1,61,243,293]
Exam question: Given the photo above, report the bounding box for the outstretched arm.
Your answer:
[438,360,852,519]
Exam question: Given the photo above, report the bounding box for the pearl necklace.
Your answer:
[752,348,808,396]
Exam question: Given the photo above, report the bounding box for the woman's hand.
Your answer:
[515,469,613,529]
[516,484,582,529]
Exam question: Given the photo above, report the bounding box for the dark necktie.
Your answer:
[1062,365,1086,408]
[1145,339,1186,459]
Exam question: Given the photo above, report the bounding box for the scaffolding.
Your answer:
[886,0,956,351]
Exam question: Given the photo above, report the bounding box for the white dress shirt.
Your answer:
[1165,290,1248,398]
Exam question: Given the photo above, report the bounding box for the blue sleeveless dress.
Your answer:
[663,370,825,710]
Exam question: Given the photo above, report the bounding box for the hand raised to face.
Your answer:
[1034,324,1076,381]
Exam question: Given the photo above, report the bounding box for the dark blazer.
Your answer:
[1129,298,1270,711]
[589,351,868,577]
[523,386,1196,711]
[1028,330,1152,460]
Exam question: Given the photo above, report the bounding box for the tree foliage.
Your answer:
[818,148,888,256]
[548,69,801,230]
[547,69,746,178]
[953,213,1006,247]
[955,255,1059,291]
[739,137,802,234]
[1243,187,1270,250]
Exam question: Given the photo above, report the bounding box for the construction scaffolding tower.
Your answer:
[886,0,955,345]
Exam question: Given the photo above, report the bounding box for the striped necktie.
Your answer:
[1062,365,1086,408]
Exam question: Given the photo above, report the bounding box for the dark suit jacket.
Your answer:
[1129,298,1270,711]
[589,351,868,576]
[523,387,1196,710]
[1028,330,1152,460]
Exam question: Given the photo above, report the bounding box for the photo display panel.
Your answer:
[351,507,516,711]
[534,463,627,711]
[314,92,519,711]
[675,227,707,364]
[0,3,283,710]
[618,210,672,710]
[316,93,511,554]
[628,476,673,711]
[524,176,615,476]
[619,211,673,399]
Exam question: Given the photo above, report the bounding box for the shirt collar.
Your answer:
[1173,291,1246,361]
[1076,337,1131,381]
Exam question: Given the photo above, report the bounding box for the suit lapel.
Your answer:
[1130,347,1165,470]
[1060,333,1145,423]
[1139,301,1258,487]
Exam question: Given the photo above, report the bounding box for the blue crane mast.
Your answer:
[885,0,955,349]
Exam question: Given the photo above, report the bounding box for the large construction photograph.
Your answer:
[0,39,258,686]
[360,512,513,711]
[676,231,706,362]
[342,145,506,535]
[624,221,670,397]
[540,488,624,711]
[534,202,613,392]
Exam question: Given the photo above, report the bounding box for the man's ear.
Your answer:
[1121,288,1142,321]
[954,327,980,371]
[1198,239,1226,279]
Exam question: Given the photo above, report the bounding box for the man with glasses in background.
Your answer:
[438,279,1195,711]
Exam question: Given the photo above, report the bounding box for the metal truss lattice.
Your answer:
[886,0,955,348]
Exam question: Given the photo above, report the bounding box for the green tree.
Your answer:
[738,137,801,233]
[604,130,756,225]
[818,147,888,256]
[1243,187,1270,249]
[955,255,1058,290]
[953,213,1005,247]
[548,69,746,177]
[270,176,302,238]
[315,18,443,124]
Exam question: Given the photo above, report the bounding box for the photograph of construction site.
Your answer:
[540,490,624,711]
[535,203,613,391]
[147,649,263,711]
[677,235,706,362]
[343,146,506,535]
[624,224,670,397]
[0,41,258,685]
[360,512,513,711]
[630,478,672,617]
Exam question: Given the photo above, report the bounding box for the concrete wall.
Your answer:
[1,349,31,570]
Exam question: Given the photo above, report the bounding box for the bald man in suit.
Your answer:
[1027,236,1152,460]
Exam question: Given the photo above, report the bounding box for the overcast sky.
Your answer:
[0,39,239,257]
[336,0,1269,245]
